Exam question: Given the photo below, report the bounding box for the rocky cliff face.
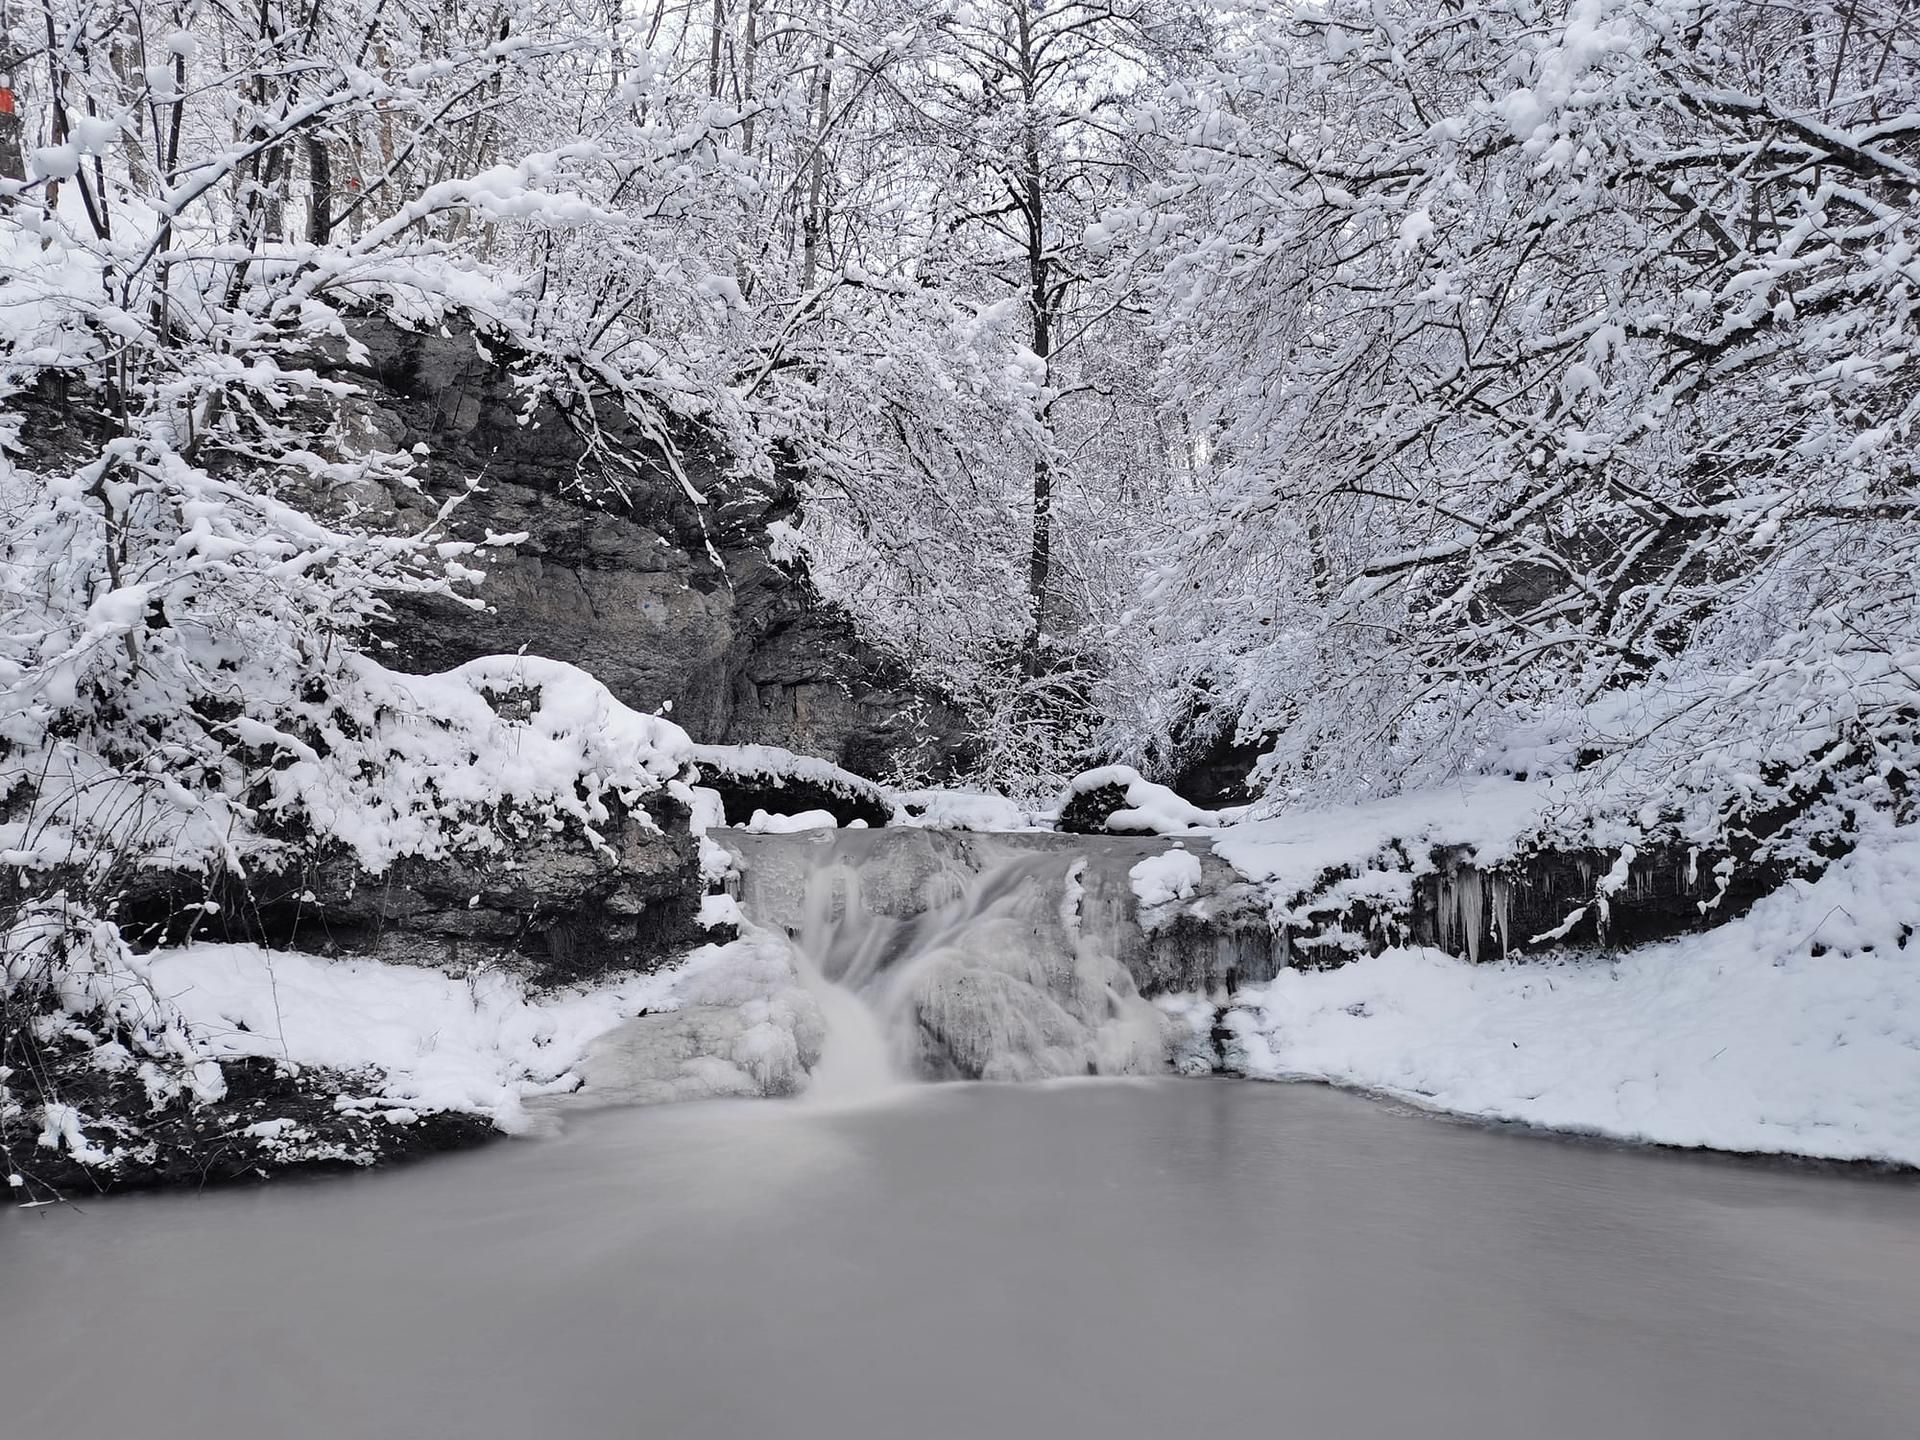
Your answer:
[319,321,970,781]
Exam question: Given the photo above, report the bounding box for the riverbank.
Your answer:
[10,814,1917,1198]
[1210,822,1920,1169]
[2,931,822,1199]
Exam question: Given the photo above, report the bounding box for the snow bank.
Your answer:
[145,930,809,1131]
[1210,778,1564,915]
[892,788,1044,831]
[1219,822,1920,1167]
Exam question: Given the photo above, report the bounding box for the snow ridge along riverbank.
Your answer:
[1210,819,1920,1168]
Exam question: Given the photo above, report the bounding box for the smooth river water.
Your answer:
[4,1079,1918,1440]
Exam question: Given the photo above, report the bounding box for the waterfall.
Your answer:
[787,947,901,1106]
[724,829,1180,1085]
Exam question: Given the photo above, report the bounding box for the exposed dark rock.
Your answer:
[1164,729,1270,808]
[1409,843,1790,961]
[1264,839,1798,971]
[313,319,971,781]
[1140,901,1287,995]
[1,1036,498,1203]
[1057,783,1132,835]
[117,792,701,985]
[691,744,893,828]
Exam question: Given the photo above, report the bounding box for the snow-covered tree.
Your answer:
[1112,0,1919,865]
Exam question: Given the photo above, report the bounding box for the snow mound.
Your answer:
[571,930,825,1104]
[283,654,695,872]
[1129,847,1203,908]
[1219,821,1920,1167]
[893,788,1043,831]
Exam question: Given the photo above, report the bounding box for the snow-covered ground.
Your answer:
[892,788,1047,831]
[1213,822,1920,1167]
[145,930,819,1132]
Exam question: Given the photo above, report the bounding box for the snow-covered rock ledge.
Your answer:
[1198,823,1920,1169]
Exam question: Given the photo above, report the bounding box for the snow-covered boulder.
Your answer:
[1129,847,1204,909]
[690,742,892,828]
[1056,765,1216,836]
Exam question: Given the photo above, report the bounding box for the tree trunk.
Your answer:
[800,44,834,290]
[1016,1,1053,674]
[305,132,333,244]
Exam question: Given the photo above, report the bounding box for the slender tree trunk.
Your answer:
[799,43,834,290]
[1016,0,1053,674]
[739,0,760,155]
[305,132,333,243]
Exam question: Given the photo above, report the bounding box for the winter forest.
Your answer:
[4,0,1920,1224]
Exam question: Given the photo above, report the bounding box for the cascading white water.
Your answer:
[787,946,901,1106]
[726,830,1173,1084]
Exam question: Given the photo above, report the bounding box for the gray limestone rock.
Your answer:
[313,319,972,781]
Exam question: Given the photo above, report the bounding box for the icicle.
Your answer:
[1442,867,1485,964]
[1489,874,1512,959]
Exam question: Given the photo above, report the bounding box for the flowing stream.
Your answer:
[4,1082,1917,1439]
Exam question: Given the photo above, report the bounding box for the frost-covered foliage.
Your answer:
[1103,0,1920,865]
[0,0,787,1171]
